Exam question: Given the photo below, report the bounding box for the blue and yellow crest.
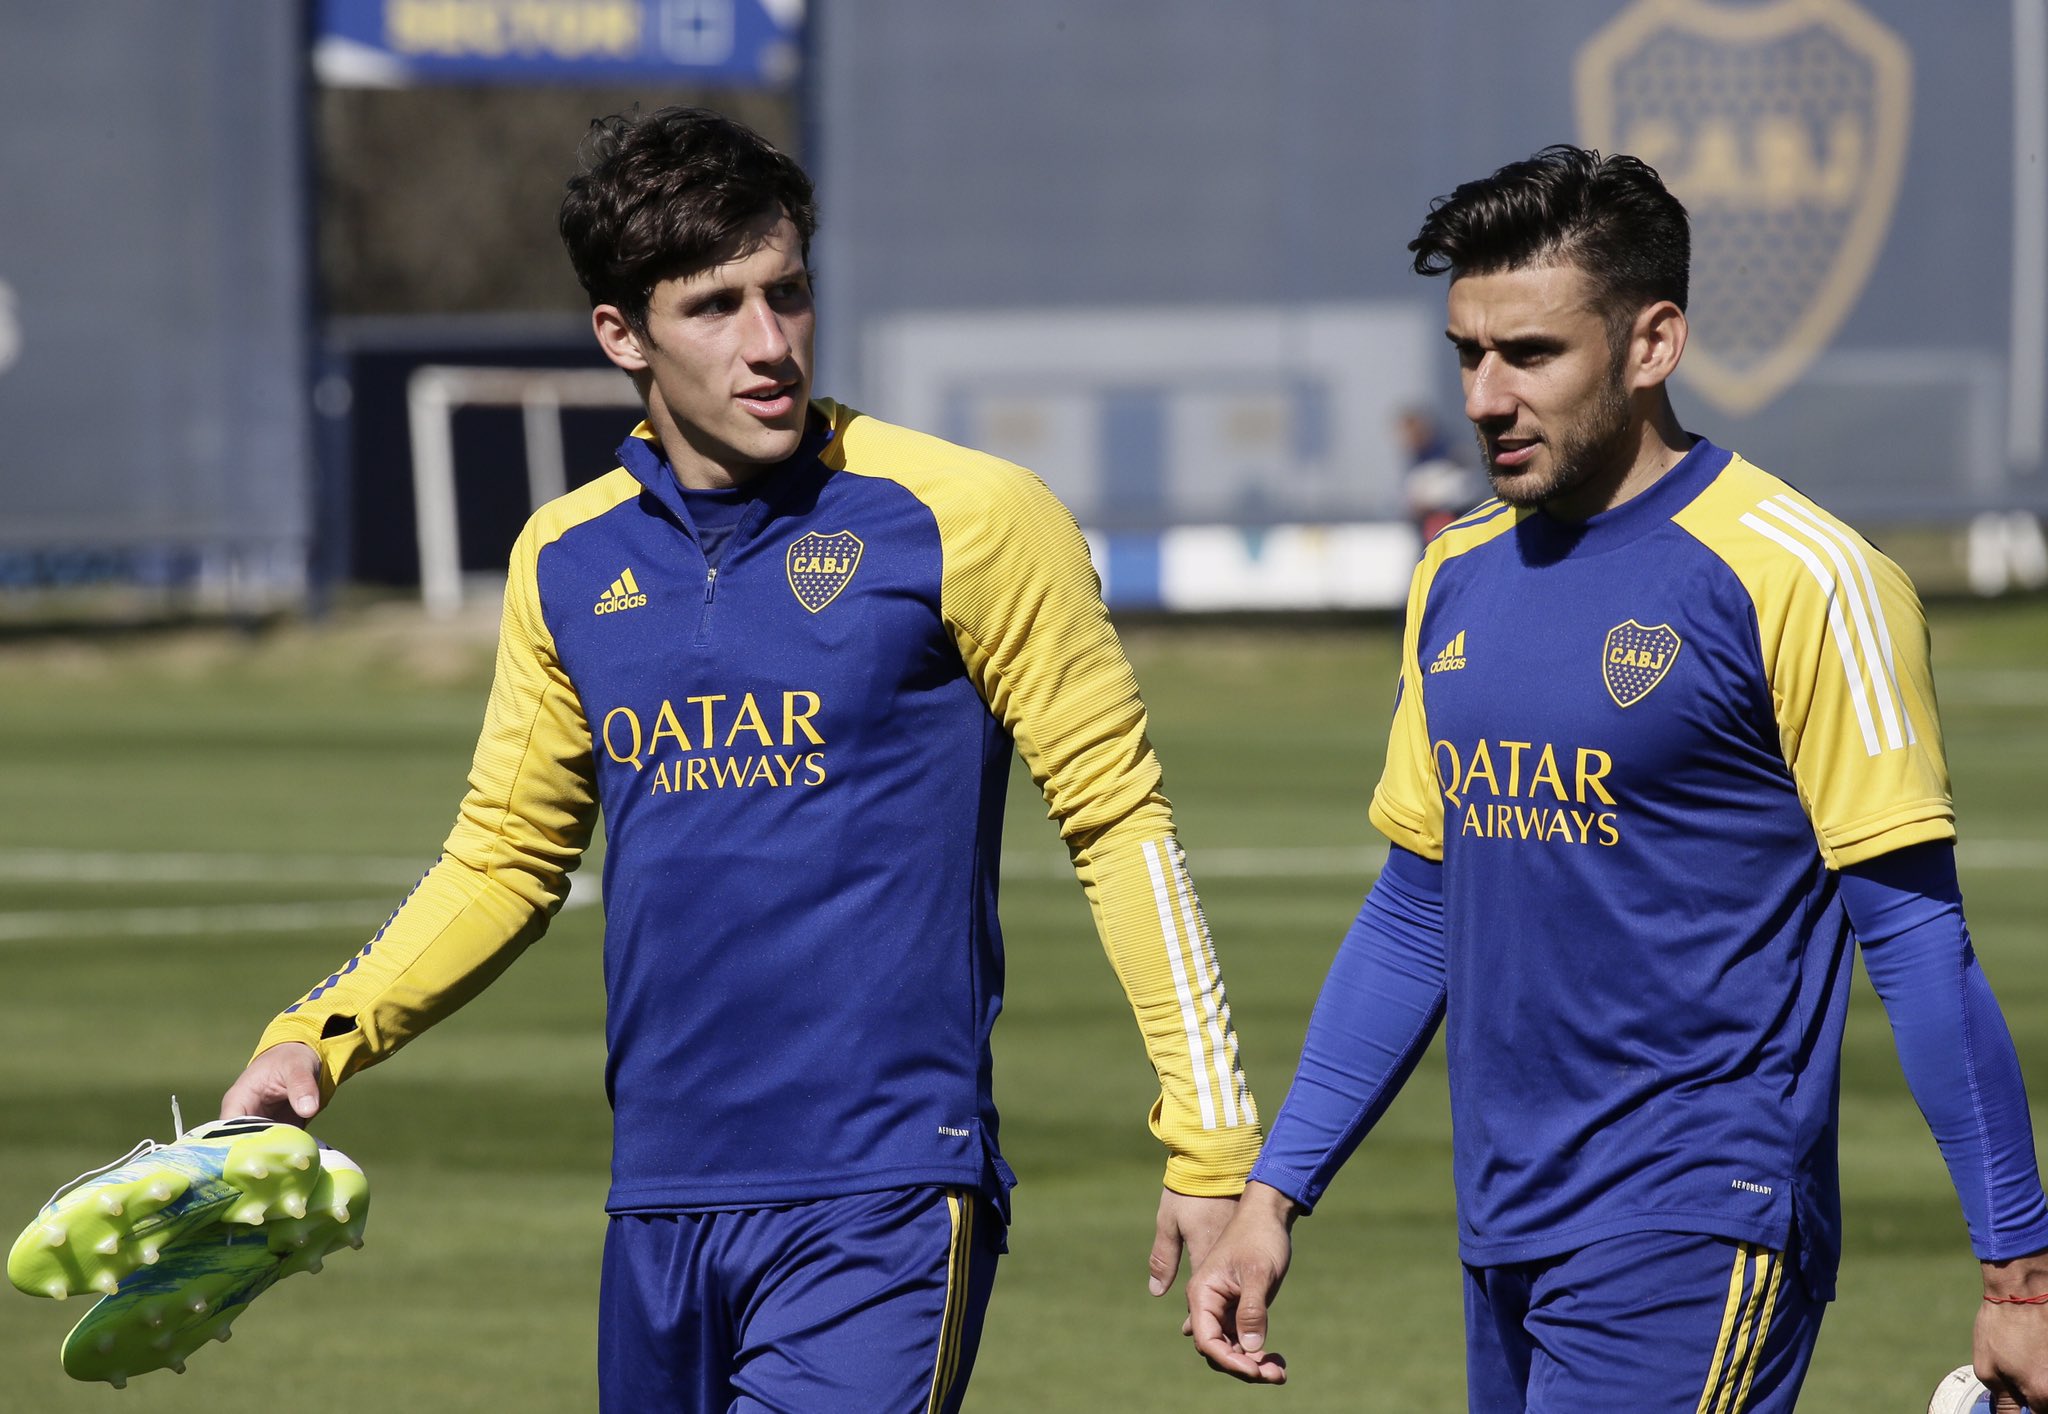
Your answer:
[1575,0,1912,415]
[786,530,864,613]
[1603,620,1683,708]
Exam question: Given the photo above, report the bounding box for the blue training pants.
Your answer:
[600,1187,1001,1413]
[1463,1230,1824,1413]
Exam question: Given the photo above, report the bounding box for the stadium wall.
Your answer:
[811,0,2048,607]
[0,1,313,611]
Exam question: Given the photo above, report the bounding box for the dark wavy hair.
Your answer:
[1408,145,1688,338]
[558,107,817,330]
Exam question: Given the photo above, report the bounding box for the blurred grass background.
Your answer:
[0,600,2042,1410]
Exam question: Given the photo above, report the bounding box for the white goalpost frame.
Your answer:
[405,365,643,616]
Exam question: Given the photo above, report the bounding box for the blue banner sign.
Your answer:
[315,0,802,87]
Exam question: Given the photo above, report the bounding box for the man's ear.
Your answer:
[593,304,650,373]
[1628,300,1688,392]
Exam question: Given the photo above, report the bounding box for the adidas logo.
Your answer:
[594,568,649,616]
[1427,629,1468,674]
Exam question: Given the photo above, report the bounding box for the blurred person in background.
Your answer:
[1188,144,2048,1413]
[1396,403,1481,547]
[218,106,1260,1412]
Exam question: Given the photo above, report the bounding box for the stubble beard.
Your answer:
[1478,360,1636,511]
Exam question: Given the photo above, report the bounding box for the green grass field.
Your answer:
[1,599,2043,1410]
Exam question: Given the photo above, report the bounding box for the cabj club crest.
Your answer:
[1575,0,1912,415]
[786,530,864,613]
[1603,620,1683,708]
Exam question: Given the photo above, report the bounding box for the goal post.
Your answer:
[405,364,643,616]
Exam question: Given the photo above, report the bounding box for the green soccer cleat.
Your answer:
[56,1145,368,1389]
[7,1116,323,1302]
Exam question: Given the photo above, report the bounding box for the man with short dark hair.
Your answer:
[1187,145,2048,1411]
[220,106,1262,1411]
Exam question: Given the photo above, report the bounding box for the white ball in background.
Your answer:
[1927,1364,2013,1414]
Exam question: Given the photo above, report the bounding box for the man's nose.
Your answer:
[1464,355,1515,424]
[743,297,792,365]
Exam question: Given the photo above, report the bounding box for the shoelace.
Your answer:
[40,1096,185,1211]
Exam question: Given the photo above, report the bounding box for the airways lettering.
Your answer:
[649,752,826,795]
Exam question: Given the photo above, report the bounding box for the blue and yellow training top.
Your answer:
[255,401,1260,1210]
[1371,438,1951,1273]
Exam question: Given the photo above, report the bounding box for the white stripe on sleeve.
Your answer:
[1166,839,1243,1128]
[1763,495,1916,746]
[1739,511,1884,756]
[1142,838,1218,1130]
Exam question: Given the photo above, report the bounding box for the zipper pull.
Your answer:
[704,567,718,604]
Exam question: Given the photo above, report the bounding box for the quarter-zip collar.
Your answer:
[613,407,838,550]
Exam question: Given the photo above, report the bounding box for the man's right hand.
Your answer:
[219,1041,324,1124]
[1976,1249,2048,1412]
[1185,1179,1297,1385]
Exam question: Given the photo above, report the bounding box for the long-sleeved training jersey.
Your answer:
[255,400,1260,1210]
[1366,439,1956,1279]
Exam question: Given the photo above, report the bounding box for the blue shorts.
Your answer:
[599,1187,1001,1413]
[1463,1230,1824,1413]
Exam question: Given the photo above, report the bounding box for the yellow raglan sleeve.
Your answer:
[1756,524,1953,867]
[831,408,1261,1194]
[251,515,601,1099]
[1369,553,1449,860]
[1677,465,1953,869]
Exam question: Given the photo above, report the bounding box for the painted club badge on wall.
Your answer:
[1575,0,1912,416]
[786,530,864,613]
[1603,620,1683,708]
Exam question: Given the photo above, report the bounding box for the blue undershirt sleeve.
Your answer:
[1845,840,2048,1261]
[1248,844,1447,1213]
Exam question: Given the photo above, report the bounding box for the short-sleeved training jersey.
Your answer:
[1370,438,1952,1283]
[256,401,1260,1210]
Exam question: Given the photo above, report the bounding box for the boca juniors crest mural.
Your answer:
[1576,0,1912,415]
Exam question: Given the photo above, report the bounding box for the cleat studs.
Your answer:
[230,1203,266,1225]
[140,1245,160,1265]
[96,1193,124,1216]
[92,1271,120,1295]
[331,1205,350,1223]
[214,1326,233,1343]
[41,1224,66,1247]
[347,1234,363,1250]
[288,1153,311,1171]
[170,1360,186,1375]
[95,1235,120,1255]
[43,1279,68,1299]
[108,1374,126,1390]
[152,1332,175,1350]
[281,1196,307,1219]
[304,1254,324,1275]
[188,1295,208,1314]
[146,1181,174,1202]
[247,1164,268,1180]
